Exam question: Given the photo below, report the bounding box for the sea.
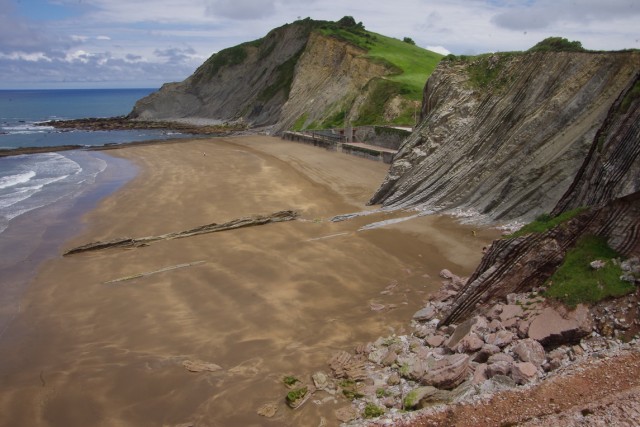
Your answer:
[0,89,189,235]
[0,88,184,337]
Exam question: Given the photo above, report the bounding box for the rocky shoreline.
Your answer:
[278,259,640,426]
[43,116,246,135]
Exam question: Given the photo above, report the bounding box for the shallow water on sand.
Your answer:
[0,138,498,427]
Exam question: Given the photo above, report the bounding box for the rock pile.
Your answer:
[287,268,639,425]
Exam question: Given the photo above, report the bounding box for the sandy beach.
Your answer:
[0,136,499,427]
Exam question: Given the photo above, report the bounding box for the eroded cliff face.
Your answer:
[274,32,388,133]
[129,22,312,125]
[129,20,399,131]
[370,51,640,224]
[443,73,640,324]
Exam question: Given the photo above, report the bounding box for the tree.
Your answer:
[403,37,416,45]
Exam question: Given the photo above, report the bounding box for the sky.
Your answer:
[1,0,638,89]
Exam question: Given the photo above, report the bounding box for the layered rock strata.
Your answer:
[370,51,640,224]
[64,210,298,255]
[442,73,640,324]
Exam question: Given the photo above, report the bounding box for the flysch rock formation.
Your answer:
[128,18,425,134]
[370,51,640,224]
[443,73,640,324]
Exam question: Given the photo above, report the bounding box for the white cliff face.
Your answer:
[370,51,640,224]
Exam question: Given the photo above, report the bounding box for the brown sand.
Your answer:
[0,136,499,427]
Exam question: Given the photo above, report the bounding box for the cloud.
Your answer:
[206,0,277,20]
[426,45,451,55]
[492,0,640,31]
[154,47,198,63]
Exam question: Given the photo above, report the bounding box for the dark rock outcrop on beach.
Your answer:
[44,117,243,135]
[370,50,640,224]
[64,210,298,255]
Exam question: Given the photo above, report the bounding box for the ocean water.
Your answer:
[0,89,163,335]
[0,88,185,149]
[0,88,183,237]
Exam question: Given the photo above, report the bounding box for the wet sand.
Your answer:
[0,136,499,427]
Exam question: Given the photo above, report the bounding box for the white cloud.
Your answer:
[492,0,640,31]
[1,0,639,88]
[206,0,277,20]
[426,45,451,55]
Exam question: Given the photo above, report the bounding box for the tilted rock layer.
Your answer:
[371,51,640,224]
[443,74,640,324]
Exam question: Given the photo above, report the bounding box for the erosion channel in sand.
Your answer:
[0,136,499,426]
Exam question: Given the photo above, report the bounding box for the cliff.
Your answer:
[370,50,640,224]
[443,72,640,324]
[129,18,441,133]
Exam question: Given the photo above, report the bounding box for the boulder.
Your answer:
[486,360,512,378]
[487,353,514,364]
[480,375,517,394]
[403,386,452,409]
[511,362,538,384]
[446,316,488,351]
[527,305,593,347]
[472,344,501,363]
[472,363,489,385]
[426,335,446,347]
[455,332,485,353]
[512,338,546,367]
[439,269,455,279]
[498,304,524,322]
[387,372,401,386]
[484,330,515,347]
[413,305,437,321]
[421,354,471,390]
[335,406,358,423]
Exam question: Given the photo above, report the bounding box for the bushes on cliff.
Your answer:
[528,37,585,53]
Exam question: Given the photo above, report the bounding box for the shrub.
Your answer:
[363,403,385,418]
[528,37,585,53]
[403,37,416,45]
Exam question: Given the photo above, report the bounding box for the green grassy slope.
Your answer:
[314,19,442,126]
[319,23,443,101]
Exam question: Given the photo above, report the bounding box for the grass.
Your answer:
[283,375,299,386]
[354,78,403,126]
[316,20,442,126]
[508,207,587,238]
[257,48,304,102]
[286,386,308,404]
[320,25,442,102]
[194,44,251,80]
[291,114,308,131]
[545,235,635,306]
[403,389,420,409]
[363,403,385,418]
[339,379,364,400]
